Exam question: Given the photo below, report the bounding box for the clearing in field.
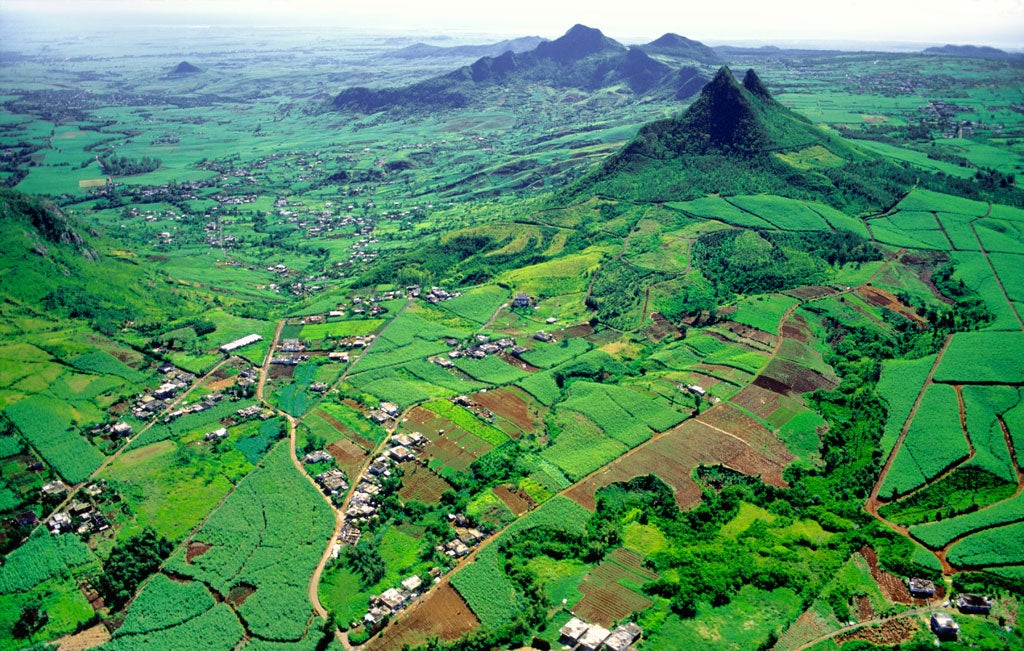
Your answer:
[469,386,544,435]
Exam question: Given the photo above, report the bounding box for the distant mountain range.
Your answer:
[384,36,547,60]
[332,24,716,113]
[923,44,1023,61]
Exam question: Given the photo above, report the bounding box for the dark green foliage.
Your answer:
[692,229,830,296]
[12,604,47,639]
[341,542,386,590]
[586,260,669,329]
[99,155,161,176]
[96,528,174,610]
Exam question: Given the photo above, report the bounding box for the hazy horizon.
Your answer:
[2,0,1023,50]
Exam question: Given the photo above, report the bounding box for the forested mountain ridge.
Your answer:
[332,24,713,112]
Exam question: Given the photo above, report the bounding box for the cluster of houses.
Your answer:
[451,395,496,424]
[44,482,109,537]
[164,392,224,423]
[129,367,196,419]
[368,401,402,425]
[316,468,349,496]
[91,420,133,440]
[437,513,485,558]
[559,618,642,651]
[362,573,433,630]
[236,404,274,421]
[418,286,461,304]
[446,334,522,361]
[922,581,994,640]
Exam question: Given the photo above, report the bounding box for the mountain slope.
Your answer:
[570,66,913,212]
[0,189,194,332]
[333,24,711,113]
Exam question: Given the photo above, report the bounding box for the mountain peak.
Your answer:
[171,61,201,74]
[640,33,721,64]
[741,68,772,100]
[535,24,625,62]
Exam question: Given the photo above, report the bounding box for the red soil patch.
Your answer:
[492,484,534,516]
[697,403,795,466]
[780,314,812,342]
[718,321,777,347]
[79,582,104,611]
[186,542,211,563]
[757,359,837,396]
[729,385,786,422]
[835,617,917,646]
[646,312,682,343]
[367,583,479,651]
[854,594,875,622]
[471,387,541,434]
[857,286,927,326]
[399,462,454,504]
[859,547,913,604]
[566,419,788,511]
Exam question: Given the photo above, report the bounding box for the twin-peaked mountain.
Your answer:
[332,24,715,113]
[571,66,911,212]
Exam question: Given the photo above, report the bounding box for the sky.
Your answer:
[2,0,1023,48]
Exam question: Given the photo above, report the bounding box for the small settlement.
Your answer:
[559,617,643,651]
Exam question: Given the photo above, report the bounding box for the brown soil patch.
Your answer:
[857,285,927,326]
[57,624,111,651]
[316,410,374,450]
[205,377,237,392]
[492,484,534,516]
[775,608,832,651]
[859,547,913,604]
[368,583,479,651]
[854,594,875,622]
[562,324,595,338]
[697,404,795,466]
[566,419,788,511]
[226,583,256,607]
[186,542,211,563]
[729,385,786,422]
[268,364,295,379]
[471,387,542,434]
[646,312,681,343]
[399,462,454,504]
[786,285,838,300]
[80,582,104,611]
[757,359,837,395]
[572,549,657,627]
[835,617,918,646]
[718,321,777,347]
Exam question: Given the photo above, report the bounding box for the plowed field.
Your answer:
[366,583,479,651]
[566,419,787,511]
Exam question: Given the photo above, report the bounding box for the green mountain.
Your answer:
[923,44,1023,61]
[0,189,194,333]
[332,24,712,112]
[572,66,912,212]
[639,32,721,64]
